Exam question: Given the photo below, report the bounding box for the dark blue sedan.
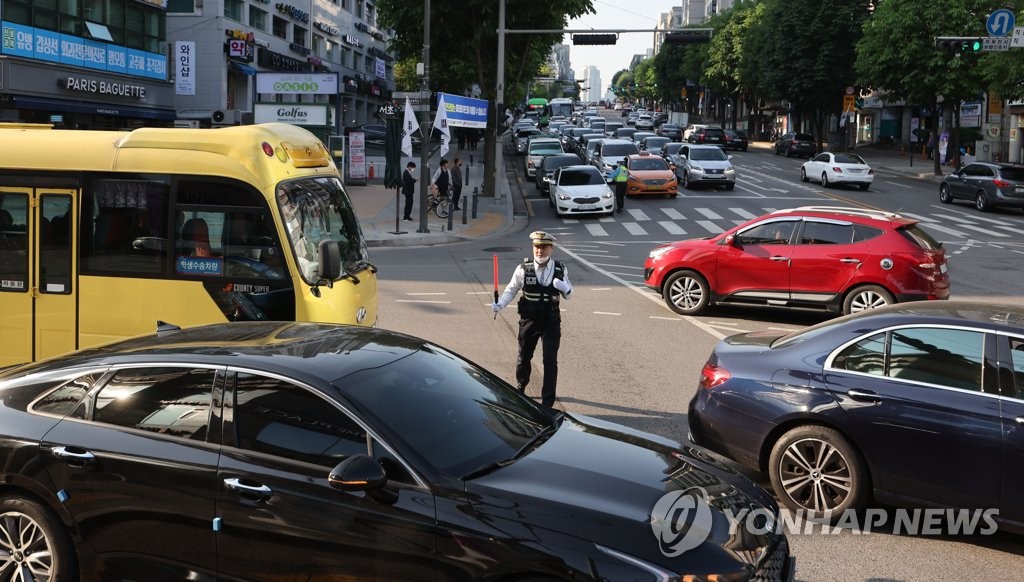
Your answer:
[689,301,1024,531]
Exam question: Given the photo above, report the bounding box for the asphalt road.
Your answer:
[369,133,1024,580]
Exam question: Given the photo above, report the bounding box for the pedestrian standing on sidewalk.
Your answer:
[610,158,629,213]
[451,158,463,211]
[490,231,573,409]
[401,161,416,221]
[926,131,936,161]
[431,158,451,201]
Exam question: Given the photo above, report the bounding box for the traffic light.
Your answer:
[934,36,984,53]
[663,29,713,44]
[572,34,617,45]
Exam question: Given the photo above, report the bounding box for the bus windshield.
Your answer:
[276,176,369,284]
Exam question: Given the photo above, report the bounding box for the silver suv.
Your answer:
[590,139,641,179]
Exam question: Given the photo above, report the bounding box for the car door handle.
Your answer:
[51,446,96,463]
[223,478,273,498]
[840,258,861,264]
[770,256,790,262]
[847,389,883,402]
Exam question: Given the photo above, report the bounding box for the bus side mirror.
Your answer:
[318,239,341,281]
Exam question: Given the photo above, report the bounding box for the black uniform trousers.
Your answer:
[515,314,561,408]
[614,181,626,211]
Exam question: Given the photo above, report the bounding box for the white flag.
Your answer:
[433,93,451,157]
[401,97,419,158]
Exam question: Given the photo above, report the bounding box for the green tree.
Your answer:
[376,0,594,194]
[856,0,996,173]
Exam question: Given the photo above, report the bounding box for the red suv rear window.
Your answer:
[897,224,943,250]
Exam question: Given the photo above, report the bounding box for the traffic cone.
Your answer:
[368,163,375,179]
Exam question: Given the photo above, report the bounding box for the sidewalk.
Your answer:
[347,147,517,247]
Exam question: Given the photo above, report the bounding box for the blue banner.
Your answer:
[439,93,488,129]
[1,21,166,80]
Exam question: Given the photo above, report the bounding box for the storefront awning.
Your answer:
[13,95,177,120]
[229,62,257,76]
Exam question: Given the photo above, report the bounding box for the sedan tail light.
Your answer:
[831,166,844,173]
[993,179,1011,189]
[699,361,731,389]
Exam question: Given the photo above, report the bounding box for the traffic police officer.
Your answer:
[491,231,573,408]
[611,157,629,212]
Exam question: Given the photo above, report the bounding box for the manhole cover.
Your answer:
[482,246,520,253]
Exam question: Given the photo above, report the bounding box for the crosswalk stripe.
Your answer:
[958,223,1009,237]
[995,225,1024,235]
[923,223,969,238]
[661,208,685,220]
[730,208,758,219]
[697,220,724,233]
[626,209,651,221]
[899,212,936,222]
[695,207,723,219]
[658,221,687,235]
[623,222,648,235]
[585,223,609,236]
[931,213,978,224]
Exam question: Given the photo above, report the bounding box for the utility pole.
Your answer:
[417,0,431,232]
[493,0,506,202]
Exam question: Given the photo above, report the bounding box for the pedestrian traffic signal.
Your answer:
[934,36,985,53]
[572,34,617,45]
[663,29,713,44]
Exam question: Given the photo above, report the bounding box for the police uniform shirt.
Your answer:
[495,259,572,309]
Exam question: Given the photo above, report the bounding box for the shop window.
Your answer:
[249,6,267,31]
[272,16,288,40]
[224,0,244,22]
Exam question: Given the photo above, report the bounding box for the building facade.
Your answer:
[583,65,600,104]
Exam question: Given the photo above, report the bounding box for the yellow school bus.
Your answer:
[0,122,377,366]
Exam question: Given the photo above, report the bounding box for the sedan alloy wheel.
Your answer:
[939,184,953,204]
[769,426,867,519]
[821,172,830,187]
[842,285,894,314]
[976,190,991,212]
[0,497,75,582]
[800,168,809,182]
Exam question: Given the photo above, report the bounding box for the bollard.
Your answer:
[447,198,454,231]
[461,197,468,224]
[465,164,470,185]
[472,187,479,219]
[470,154,474,166]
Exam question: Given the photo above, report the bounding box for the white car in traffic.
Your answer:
[550,165,615,217]
[800,152,874,190]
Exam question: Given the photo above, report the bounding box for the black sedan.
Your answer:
[0,322,793,581]
[689,301,1024,531]
[723,129,749,151]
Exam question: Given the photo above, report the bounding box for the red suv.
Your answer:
[643,206,950,316]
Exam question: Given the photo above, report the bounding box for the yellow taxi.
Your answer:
[625,152,678,197]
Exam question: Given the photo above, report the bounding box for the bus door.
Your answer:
[0,187,77,366]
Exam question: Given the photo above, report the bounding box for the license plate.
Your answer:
[1016,186,1024,193]
[704,175,724,179]
[940,263,948,274]
[578,204,597,210]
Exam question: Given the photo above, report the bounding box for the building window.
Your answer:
[356,1,363,18]
[84,0,106,22]
[272,16,288,40]
[225,0,244,22]
[293,24,307,48]
[58,0,82,36]
[4,0,32,25]
[341,0,350,11]
[365,3,375,28]
[313,34,325,58]
[249,6,267,31]
[167,0,197,13]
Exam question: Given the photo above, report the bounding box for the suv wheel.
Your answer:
[975,190,992,212]
[663,270,709,315]
[938,184,953,204]
[842,285,894,314]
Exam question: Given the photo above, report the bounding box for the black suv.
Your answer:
[687,126,726,148]
[774,132,816,157]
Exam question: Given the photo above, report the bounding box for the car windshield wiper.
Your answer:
[461,412,563,481]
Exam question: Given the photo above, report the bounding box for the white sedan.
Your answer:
[800,152,874,190]
[549,165,615,217]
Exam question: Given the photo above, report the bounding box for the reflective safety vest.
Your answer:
[614,166,629,182]
[517,259,565,320]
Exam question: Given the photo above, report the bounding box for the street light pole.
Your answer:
[492,0,505,201]
[417,0,431,232]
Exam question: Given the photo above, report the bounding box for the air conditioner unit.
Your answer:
[173,120,201,129]
[212,109,239,125]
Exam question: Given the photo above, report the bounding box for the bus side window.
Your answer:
[80,178,169,275]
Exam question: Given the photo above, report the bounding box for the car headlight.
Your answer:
[725,167,736,176]
[602,190,613,199]
[557,192,570,200]
[690,166,705,174]
[649,246,672,260]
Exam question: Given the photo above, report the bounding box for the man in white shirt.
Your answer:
[491,231,573,408]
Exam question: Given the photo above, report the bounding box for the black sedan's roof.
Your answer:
[2,322,426,384]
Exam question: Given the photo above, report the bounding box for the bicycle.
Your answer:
[426,189,452,218]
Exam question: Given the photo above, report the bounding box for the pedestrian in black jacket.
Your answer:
[401,162,416,221]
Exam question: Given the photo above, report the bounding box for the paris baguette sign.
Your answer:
[253,103,328,126]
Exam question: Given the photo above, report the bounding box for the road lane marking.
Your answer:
[623,222,648,235]
[585,223,609,236]
[885,181,912,189]
[697,220,724,233]
[661,208,685,220]
[658,221,687,235]
[695,207,724,219]
[626,209,651,221]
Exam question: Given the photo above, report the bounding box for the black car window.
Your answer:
[33,372,105,418]
[834,154,866,165]
[897,224,943,250]
[887,328,984,391]
[813,154,830,162]
[602,143,641,158]
[963,164,986,177]
[999,166,1024,181]
[852,224,884,242]
[92,367,217,441]
[560,169,604,186]
[737,221,797,245]
[795,133,814,142]
[339,348,555,478]
[705,129,725,137]
[1007,337,1024,399]
[832,332,887,375]
[232,372,368,467]
[800,221,854,245]
[630,158,669,171]
[689,148,727,161]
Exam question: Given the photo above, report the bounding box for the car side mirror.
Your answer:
[318,239,341,281]
[724,234,739,247]
[329,454,387,491]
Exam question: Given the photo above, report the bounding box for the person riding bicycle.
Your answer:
[430,159,451,201]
